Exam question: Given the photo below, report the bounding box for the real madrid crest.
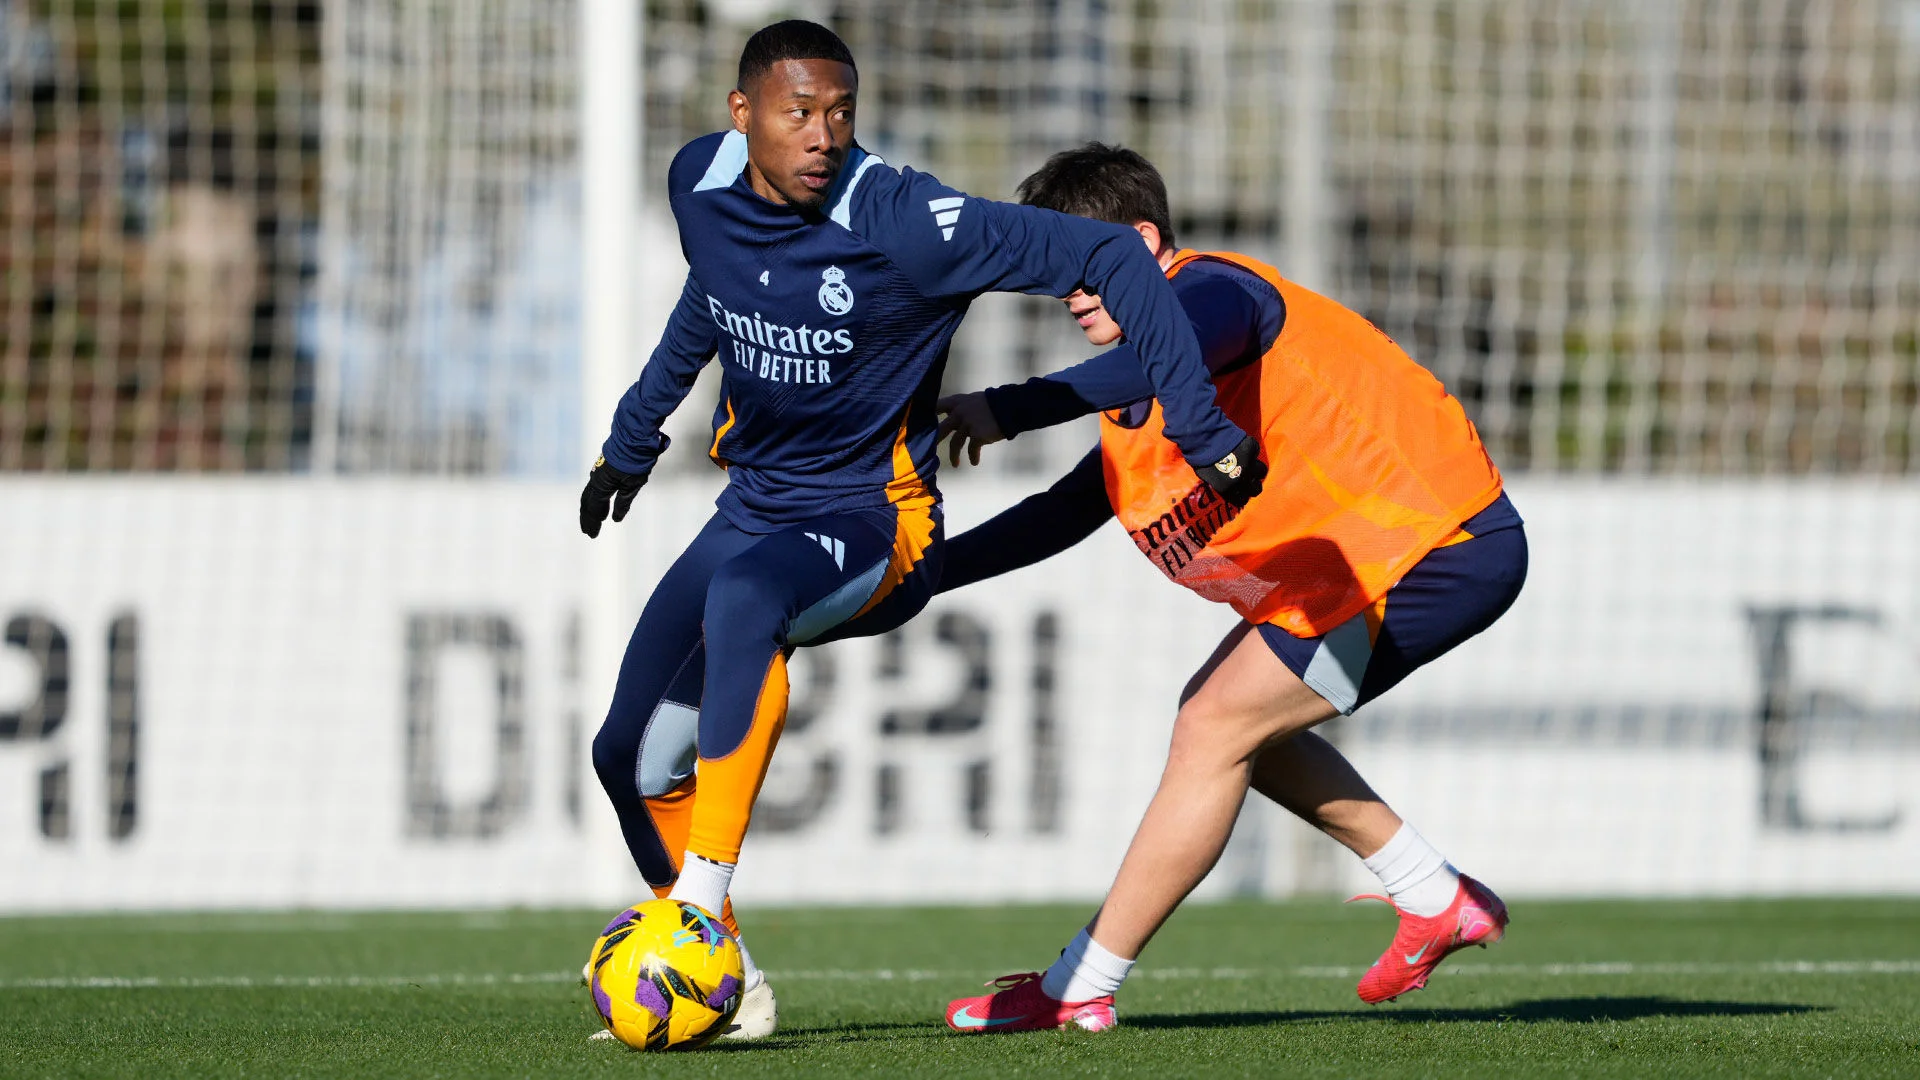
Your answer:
[817,266,854,315]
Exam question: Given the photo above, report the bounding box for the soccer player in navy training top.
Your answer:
[576,21,1264,1040]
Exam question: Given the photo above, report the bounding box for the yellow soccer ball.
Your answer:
[586,899,745,1051]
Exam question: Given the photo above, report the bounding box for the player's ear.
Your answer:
[728,88,751,134]
[1133,221,1164,258]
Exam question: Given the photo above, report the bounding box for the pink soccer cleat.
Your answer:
[944,972,1117,1034]
[1351,874,1508,1004]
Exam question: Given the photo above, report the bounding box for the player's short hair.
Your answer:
[737,19,857,92]
[1017,143,1176,251]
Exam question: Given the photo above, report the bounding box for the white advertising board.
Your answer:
[0,477,1915,910]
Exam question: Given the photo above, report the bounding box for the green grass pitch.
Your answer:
[3,898,1917,1078]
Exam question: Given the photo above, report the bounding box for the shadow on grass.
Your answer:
[687,1021,953,1053]
[1127,996,1827,1030]
[604,997,1830,1052]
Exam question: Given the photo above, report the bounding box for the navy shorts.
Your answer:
[1256,492,1527,715]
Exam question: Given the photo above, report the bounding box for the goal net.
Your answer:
[1,0,1916,909]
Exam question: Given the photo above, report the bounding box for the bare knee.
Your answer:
[1166,696,1271,774]
[1170,683,1338,773]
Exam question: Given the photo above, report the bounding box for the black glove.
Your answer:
[1197,433,1267,507]
[579,456,647,538]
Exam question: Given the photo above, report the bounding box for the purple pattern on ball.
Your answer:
[705,973,741,1010]
[632,975,672,1020]
[591,973,612,1022]
[600,907,642,937]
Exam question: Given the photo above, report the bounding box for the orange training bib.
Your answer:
[1100,250,1503,637]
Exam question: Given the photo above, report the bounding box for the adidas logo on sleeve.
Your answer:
[928,196,964,241]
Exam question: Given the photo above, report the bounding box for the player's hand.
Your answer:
[579,456,647,538]
[935,392,1006,467]
[1198,433,1267,507]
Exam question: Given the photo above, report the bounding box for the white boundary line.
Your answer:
[1,973,580,990]
[4,960,1917,990]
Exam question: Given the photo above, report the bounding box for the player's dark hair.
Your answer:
[1017,143,1176,252]
[737,20,857,92]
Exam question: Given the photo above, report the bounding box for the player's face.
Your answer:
[731,59,858,211]
[1063,288,1125,346]
[1060,223,1169,346]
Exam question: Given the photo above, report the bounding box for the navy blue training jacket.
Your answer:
[599,130,1244,531]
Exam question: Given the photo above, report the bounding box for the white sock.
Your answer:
[669,853,735,921]
[1361,823,1460,918]
[1040,928,1135,1002]
[735,935,762,987]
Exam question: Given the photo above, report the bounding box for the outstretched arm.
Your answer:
[581,273,719,537]
[939,448,1114,593]
[599,273,720,475]
[856,170,1253,484]
[987,272,1269,436]
[938,272,1269,462]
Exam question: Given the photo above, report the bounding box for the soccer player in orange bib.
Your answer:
[936,144,1527,1033]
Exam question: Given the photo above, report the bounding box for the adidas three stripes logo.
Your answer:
[928,196,964,241]
[804,532,845,570]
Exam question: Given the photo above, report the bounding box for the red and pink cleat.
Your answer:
[1352,874,1508,1004]
[944,971,1117,1034]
